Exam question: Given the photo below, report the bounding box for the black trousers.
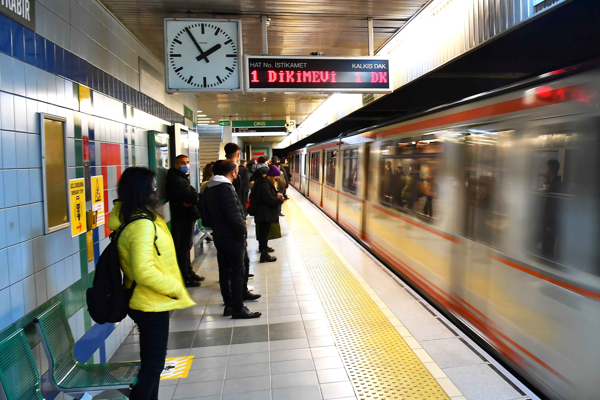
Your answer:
[128,310,169,400]
[214,236,247,310]
[256,221,271,252]
[171,219,194,281]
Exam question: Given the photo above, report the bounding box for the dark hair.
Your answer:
[175,154,188,161]
[202,163,213,182]
[547,159,560,175]
[214,159,237,176]
[224,143,240,158]
[258,156,268,164]
[117,167,157,222]
[247,159,256,166]
[272,156,279,164]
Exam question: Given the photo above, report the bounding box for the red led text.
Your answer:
[265,70,338,83]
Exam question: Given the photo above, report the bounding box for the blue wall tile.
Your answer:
[0,93,15,131]
[0,53,14,93]
[30,203,43,239]
[22,275,35,314]
[16,170,30,205]
[34,34,45,70]
[3,170,17,207]
[20,240,33,278]
[18,205,32,242]
[11,59,25,96]
[32,236,45,273]
[1,132,14,169]
[45,41,55,74]
[23,27,34,65]
[0,249,8,290]
[5,208,20,247]
[7,244,22,284]
[29,169,42,202]
[9,280,24,322]
[0,288,11,330]
[15,133,28,167]
[0,14,11,55]
[55,46,64,77]
[28,135,41,167]
[10,22,24,61]
[0,210,5,249]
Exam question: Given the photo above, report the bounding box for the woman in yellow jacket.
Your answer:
[108,167,195,400]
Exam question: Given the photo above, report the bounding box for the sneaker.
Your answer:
[185,280,201,288]
[189,271,205,282]
[243,292,261,301]
[260,251,277,263]
[232,306,262,319]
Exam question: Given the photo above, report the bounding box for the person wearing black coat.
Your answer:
[166,155,203,287]
[254,165,284,262]
[203,160,262,319]
[225,143,250,214]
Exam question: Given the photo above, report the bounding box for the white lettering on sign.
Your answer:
[254,122,266,126]
[1,0,31,21]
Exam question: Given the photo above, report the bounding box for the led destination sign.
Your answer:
[244,56,392,93]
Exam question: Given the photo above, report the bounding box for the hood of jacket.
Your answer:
[167,166,189,180]
[108,201,158,232]
[207,175,233,188]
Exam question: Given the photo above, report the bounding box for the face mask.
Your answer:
[180,165,189,174]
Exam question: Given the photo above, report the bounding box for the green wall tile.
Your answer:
[75,139,83,167]
[74,112,82,139]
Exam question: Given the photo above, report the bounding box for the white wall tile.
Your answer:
[72,253,81,282]
[25,99,38,134]
[18,205,32,242]
[30,202,44,238]
[3,170,17,207]
[7,244,23,284]
[2,131,16,169]
[22,275,36,314]
[36,69,48,103]
[5,207,20,247]
[15,133,29,168]
[12,59,25,97]
[0,249,8,290]
[45,263,56,298]
[34,270,48,307]
[14,96,27,133]
[9,280,24,322]
[21,240,34,278]
[24,64,37,100]
[0,287,12,330]
[28,135,41,168]
[67,138,75,167]
[0,93,15,131]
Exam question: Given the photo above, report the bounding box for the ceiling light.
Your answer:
[197,117,211,120]
[197,114,207,117]
[196,110,203,113]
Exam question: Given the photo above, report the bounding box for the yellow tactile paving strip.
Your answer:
[284,198,450,400]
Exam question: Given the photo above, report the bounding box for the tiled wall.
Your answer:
[0,0,199,397]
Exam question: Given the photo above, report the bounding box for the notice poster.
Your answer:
[91,176,105,226]
[69,178,87,237]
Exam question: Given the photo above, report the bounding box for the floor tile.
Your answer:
[269,315,303,324]
[321,381,355,399]
[306,328,330,338]
[167,331,197,350]
[231,325,269,344]
[303,319,329,330]
[189,345,230,358]
[229,341,269,355]
[270,329,307,341]
[192,327,233,348]
[166,349,190,358]
[221,390,271,400]
[269,321,305,332]
[269,338,310,352]
[158,384,175,400]
[226,362,271,379]
[267,307,301,316]
[309,336,335,347]
[270,348,312,362]
[171,306,206,317]
[314,356,344,370]
[222,375,271,394]
[172,381,223,399]
[444,364,523,400]
[227,351,270,366]
[271,370,319,388]
[168,316,202,332]
[420,338,484,369]
[272,385,322,400]
[317,368,350,384]
[402,317,456,341]
[183,367,226,383]
[310,346,339,359]
[190,356,228,370]
[271,359,316,375]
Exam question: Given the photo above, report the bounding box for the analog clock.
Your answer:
[164,19,243,92]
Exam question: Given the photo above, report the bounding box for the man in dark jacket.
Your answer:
[254,165,285,262]
[225,143,249,214]
[250,156,269,183]
[204,160,261,319]
[166,154,203,287]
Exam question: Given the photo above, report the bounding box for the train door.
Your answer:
[337,144,363,238]
[323,147,338,220]
[308,150,323,206]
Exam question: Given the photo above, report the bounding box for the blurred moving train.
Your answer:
[288,61,600,400]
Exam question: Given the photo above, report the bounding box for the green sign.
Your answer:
[362,93,375,106]
[219,120,231,126]
[183,106,194,121]
[232,120,286,128]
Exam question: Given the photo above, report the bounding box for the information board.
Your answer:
[69,178,86,237]
[245,55,392,93]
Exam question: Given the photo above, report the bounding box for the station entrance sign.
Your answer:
[245,55,392,93]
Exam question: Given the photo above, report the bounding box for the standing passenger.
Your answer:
[167,155,204,287]
[225,143,250,215]
[254,165,285,262]
[204,160,262,318]
[109,167,194,400]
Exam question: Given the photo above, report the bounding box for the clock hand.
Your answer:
[196,44,222,62]
[185,27,210,63]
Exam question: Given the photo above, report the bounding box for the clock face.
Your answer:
[164,19,242,92]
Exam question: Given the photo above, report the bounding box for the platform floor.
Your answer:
[110,189,538,400]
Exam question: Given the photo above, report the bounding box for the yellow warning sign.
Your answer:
[91,176,105,226]
[69,178,86,237]
[160,356,194,380]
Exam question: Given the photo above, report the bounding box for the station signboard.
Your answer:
[244,55,392,93]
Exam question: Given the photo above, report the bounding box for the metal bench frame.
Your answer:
[34,302,139,399]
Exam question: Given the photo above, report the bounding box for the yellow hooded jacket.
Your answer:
[108,202,195,312]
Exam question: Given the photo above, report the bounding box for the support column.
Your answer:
[368,17,374,56]
[261,15,269,54]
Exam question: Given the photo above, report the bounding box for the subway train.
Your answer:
[288,60,600,400]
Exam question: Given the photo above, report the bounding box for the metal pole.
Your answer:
[261,15,268,54]
[368,17,374,56]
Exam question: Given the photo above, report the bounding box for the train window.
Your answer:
[342,148,358,194]
[526,120,600,275]
[294,154,300,173]
[380,138,443,220]
[325,150,336,187]
[310,152,320,181]
[304,154,308,175]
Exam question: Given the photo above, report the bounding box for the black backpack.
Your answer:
[86,216,160,324]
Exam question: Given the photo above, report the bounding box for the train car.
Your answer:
[308,140,340,217]
[289,147,308,195]
[306,142,327,207]
[289,61,600,400]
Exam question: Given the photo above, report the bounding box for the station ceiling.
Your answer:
[100,0,428,136]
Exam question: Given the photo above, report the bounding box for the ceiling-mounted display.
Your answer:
[245,56,392,93]
[164,18,243,93]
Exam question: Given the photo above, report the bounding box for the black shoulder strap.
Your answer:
[115,215,161,256]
